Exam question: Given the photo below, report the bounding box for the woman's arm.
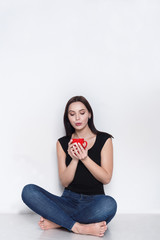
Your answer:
[76,138,113,184]
[56,140,79,187]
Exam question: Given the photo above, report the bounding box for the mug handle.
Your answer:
[83,141,87,149]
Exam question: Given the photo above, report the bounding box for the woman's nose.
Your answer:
[75,114,80,120]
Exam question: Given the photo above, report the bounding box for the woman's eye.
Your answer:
[69,112,85,116]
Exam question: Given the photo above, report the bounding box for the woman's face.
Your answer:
[68,101,91,131]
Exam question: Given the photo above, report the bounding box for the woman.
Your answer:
[21,95,117,237]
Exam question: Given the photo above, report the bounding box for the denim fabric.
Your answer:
[21,184,117,231]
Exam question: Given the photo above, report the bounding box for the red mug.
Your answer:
[71,139,87,155]
[71,138,87,149]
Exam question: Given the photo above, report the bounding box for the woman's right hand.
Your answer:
[67,139,79,160]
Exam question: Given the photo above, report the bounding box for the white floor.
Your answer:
[1,213,160,240]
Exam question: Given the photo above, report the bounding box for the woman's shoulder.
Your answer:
[57,135,71,153]
[58,135,70,144]
[58,135,69,141]
[97,131,114,139]
[96,131,114,150]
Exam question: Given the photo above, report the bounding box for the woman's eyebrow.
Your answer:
[68,109,86,113]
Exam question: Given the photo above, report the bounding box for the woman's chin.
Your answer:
[74,125,88,131]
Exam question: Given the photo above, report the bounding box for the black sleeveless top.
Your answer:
[58,131,113,195]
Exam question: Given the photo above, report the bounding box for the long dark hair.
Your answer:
[63,96,114,139]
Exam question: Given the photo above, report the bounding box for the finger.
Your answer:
[72,145,79,152]
[68,139,73,146]
[68,145,74,152]
[71,148,78,158]
[70,143,77,148]
[72,145,81,156]
[72,142,81,149]
[77,143,84,153]
[71,148,76,155]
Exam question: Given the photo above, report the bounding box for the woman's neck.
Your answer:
[73,125,95,139]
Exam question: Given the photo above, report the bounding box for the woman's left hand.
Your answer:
[71,142,88,161]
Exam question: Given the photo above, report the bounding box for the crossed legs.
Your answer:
[22,184,117,237]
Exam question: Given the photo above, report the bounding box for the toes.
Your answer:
[100,221,106,226]
[101,226,106,230]
[39,222,44,230]
[100,226,107,234]
[99,233,104,237]
[38,222,42,227]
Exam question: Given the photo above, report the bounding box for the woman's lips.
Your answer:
[75,123,82,126]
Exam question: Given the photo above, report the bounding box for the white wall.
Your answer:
[0,0,160,214]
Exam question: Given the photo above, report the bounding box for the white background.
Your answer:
[0,0,160,214]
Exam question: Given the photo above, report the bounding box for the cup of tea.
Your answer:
[71,139,87,155]
[71,138,87,149]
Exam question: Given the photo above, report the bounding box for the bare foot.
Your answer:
[71,221,108,237]
[38,217,61,230]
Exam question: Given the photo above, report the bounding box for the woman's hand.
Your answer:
[71,142,88,161]
[67,139,79,160]
[67,140,88,161]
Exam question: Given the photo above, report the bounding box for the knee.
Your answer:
[109,196,117,215]
[21,184,38,203]
[102,196,117,216]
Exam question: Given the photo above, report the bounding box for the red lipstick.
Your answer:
[75,123,82,126]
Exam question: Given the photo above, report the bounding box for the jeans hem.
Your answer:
[67,221,76,232]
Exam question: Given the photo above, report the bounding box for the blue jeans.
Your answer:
[21,184,117,232]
